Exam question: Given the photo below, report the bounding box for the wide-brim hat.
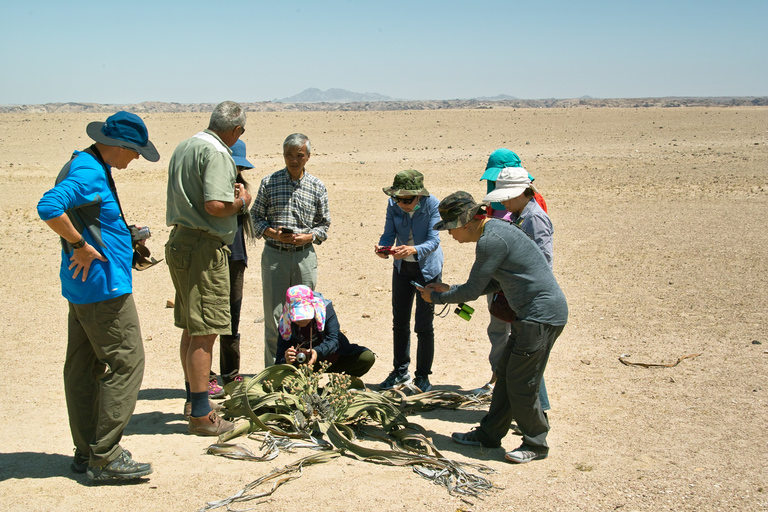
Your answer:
[383,169,429,197]
[231,139,254,169]
[434,191,486,231]
[86,111,159,162]
[482,167,531,203]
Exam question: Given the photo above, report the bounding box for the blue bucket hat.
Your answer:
[86,111,159,162]
[231,139,254,169]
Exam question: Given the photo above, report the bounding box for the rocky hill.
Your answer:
[2,96,766,114]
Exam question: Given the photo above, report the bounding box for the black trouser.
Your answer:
[476,320,564,451]
[391,261,439,377]
[220,259,246,383]
[313,349,376,378]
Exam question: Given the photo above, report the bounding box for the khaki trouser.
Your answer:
[65,293,144,467]
[261,243,317,367]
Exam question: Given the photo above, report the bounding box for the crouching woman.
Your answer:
[276,285,375,377]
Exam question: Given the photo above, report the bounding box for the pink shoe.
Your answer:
[208,378,226,399]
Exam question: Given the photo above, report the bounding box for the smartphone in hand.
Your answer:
[410,280,425,291]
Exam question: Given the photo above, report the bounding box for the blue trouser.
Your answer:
[391,261,439,377]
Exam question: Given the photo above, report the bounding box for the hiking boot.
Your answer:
[183,400,224,421]
[451,429,484,447]
[208,377,226,399]
[71,449,88,474]
[86,450,153,482]
[470,382,494,396]
[413,375,432,392]
[188,411,234,436]
[378,370,411,390]
[505,443,548,464]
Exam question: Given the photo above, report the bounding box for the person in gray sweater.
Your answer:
[420,191,568,464]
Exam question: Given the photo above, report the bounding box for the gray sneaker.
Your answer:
[505,443,548,464]
[86,450,153,482]
[451,429,483,446]
[413,375,432,392]
[379,370,411,390]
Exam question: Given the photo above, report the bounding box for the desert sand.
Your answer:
[0,106,766,511]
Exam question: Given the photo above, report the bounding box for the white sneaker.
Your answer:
[470,382,494,396]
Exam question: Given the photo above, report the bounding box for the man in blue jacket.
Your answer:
[37,112,158,483]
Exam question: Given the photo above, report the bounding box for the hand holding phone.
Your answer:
[410,280,425,291]
[376,245,395,255]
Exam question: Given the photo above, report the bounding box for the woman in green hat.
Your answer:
[375,170,443,392]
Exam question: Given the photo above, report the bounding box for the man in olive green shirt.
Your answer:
[166,101,251,436]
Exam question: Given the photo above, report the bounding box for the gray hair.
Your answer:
[283,133,311,155]
[208,101,246,133]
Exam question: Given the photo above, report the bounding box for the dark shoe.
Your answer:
[86,450,153,482]
[183,400,224,421]
[451,429,484,447]
[71,449,88,474]
[378,370,411,390]
[188,411,234,436]
[505,443,548,464]
[413,375,432,392]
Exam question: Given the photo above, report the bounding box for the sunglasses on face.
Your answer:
[395,196,418,205]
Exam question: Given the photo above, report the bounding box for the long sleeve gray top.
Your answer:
[431,219,568,326]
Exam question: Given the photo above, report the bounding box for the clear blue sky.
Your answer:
[1,0,765,104]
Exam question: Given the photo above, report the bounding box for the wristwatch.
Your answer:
[71,236,86,249]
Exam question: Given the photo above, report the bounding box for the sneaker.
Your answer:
[378,370,411,390]
[183,399,224,421]
[451,429,484,447]
[470,382,494,396]
[505,443,548,464]
[208,377,226,399]
[413,375,433,392]
[71,449,88,474]
[86,450,153,482]
[188,411,234,436]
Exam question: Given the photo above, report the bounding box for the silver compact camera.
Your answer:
[295,349,310,364]
[129,225,151,243]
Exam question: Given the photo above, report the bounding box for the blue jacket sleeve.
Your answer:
[378,200,397,246]
[37,162,94,221]
[413,196,442,261]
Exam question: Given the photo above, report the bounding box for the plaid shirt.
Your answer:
[251,168,331,248]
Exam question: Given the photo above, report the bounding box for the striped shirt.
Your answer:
[251,168,331,248]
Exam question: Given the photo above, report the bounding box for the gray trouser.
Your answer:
[477,319,564,451]
[65,294,145,467]
[261,244,317,367]
[486,293,552,411]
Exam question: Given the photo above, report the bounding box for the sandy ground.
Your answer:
[0,106,766,511]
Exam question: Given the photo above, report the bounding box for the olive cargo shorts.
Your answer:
[166,225,231,337]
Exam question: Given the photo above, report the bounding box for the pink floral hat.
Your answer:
[278,285,326,340]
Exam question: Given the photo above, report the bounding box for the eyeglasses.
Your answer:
[394,196,418,205]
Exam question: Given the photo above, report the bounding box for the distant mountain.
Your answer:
[277,88,392,103]
[474,94,519,101]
